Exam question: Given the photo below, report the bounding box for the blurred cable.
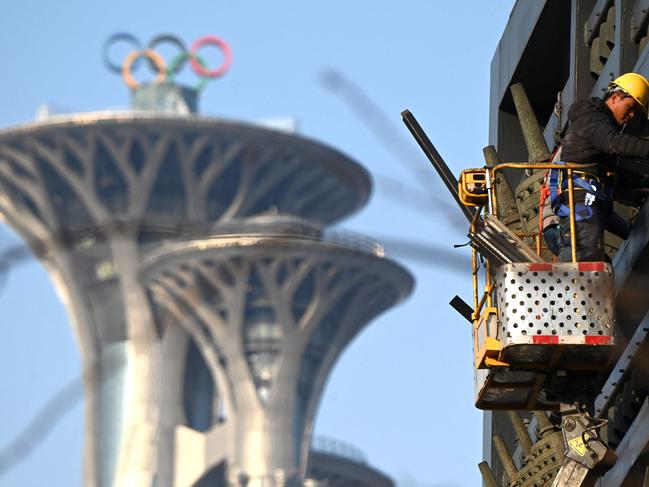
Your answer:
[376,235,470,271]
[0,244,33,291]
[0,309,169,479]
[320,68,435,186]
[374,173,438,212]
[0,375,82,476]
[320,68,466,231]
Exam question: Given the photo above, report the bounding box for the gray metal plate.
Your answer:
[495,262,615,343]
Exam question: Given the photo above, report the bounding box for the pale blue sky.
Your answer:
[0,2,515,486]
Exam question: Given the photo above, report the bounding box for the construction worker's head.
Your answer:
[605,72,649,125]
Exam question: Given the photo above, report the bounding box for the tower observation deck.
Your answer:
[0,35,413,486]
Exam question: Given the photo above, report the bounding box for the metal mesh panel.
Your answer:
[495,263,615,341]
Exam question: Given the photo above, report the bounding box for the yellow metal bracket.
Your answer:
[485,355,510,368]
[473,307,509,369]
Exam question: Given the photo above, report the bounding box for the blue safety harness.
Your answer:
[548,162,611,221]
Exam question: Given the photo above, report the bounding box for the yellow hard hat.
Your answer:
[610,72,649,111]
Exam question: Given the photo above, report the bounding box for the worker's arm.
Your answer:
[584,112,649,158]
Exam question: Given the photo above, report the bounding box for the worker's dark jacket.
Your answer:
[556,97,649,261]
[561,97,649,169]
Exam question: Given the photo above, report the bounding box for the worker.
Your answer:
[553,72,649,261]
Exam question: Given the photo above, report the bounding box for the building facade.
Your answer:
[488,1,649,485]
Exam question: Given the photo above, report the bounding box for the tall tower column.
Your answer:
[0,113,375,486]
[142,221,413,486]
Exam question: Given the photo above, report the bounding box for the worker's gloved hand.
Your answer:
[543,224,561,256]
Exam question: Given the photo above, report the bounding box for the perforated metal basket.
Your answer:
[495,262,615,365]
[475,262,616,410]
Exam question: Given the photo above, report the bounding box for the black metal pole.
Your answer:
[401,109,475,223]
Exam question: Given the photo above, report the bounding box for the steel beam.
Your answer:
[584,0,614,46]
[595,310,649,418]
[613,201,649,292]
[631,0,649,44]
[597,399,649,486]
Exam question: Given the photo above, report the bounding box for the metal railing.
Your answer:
[469,162,599,322]
[323,228,384,257]
[491,162,598,263]
[310,435,368,464]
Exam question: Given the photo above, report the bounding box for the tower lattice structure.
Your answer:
[0,95,412,486]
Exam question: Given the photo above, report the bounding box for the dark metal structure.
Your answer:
[487,1,649,485]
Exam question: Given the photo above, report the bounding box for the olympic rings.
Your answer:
[147,34,188,75]
[103,33,142,74]
[122,50,166,89]
[103,33,232,90]
[190,36,232,78]
[167,53,210,92]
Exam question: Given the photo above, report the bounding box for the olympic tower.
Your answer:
[0,35,413,486]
